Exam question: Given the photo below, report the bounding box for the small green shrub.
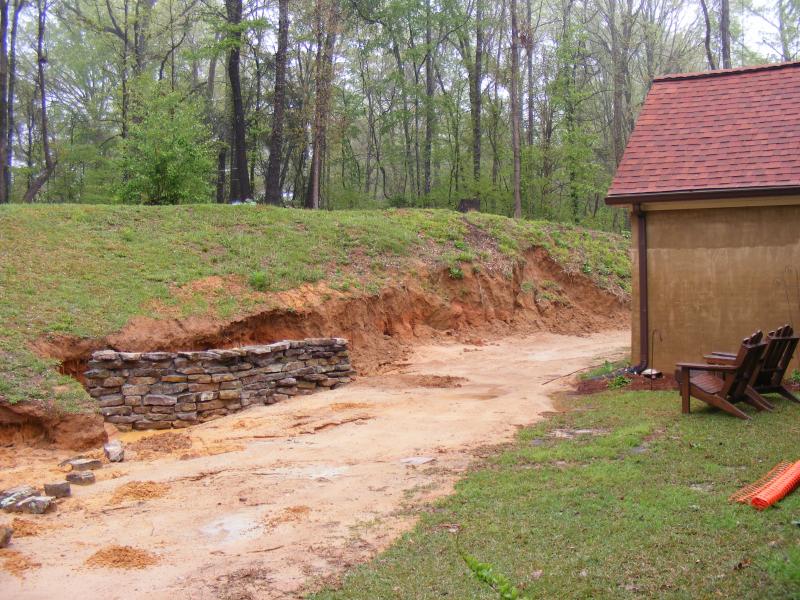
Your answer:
[580,359,630,380]
[456,251,476,263]
[462,552,531,600]
[449,266,464,279]
[248,271,269,291]
[540,279,561,291]
[608,374,630,390]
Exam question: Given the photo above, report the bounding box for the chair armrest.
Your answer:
[676,362,738,372]
[708,351,736,358]
[704,354,736,365]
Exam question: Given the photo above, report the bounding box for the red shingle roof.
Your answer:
[606,61,800,204]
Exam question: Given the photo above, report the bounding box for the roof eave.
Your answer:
[605,185,800,206]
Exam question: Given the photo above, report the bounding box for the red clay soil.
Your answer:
[0,401,106,450]
[15,249,627,449]
[34,248,629,384]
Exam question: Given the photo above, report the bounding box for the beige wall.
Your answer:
[631,201,800,373]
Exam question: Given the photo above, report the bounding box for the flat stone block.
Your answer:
[144,394,177,406]
[67,458,103,471]
[44,482,71,498]
[104,441,125,462]
[66,471,96,485]
[16,496,54,514]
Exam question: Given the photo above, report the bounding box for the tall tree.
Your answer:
[0,0,9,203]
[305,0,340,209]
[226,0,251,202]
[5,0,22,202]
[23,0,55,203]
[720,0,731,68]
[699,0,717,69]
[510,0,521,218]
[423,0,434,196]
[265,0,289,205]
[472,0,483,187]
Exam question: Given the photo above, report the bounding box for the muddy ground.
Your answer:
[1,330,628,599]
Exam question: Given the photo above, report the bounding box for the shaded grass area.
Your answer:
[0,205,629,411]
[311,392,800,599]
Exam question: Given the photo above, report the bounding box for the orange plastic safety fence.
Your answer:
[730,460,800,510]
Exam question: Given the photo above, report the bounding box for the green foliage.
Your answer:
[248,271,269,291]
[461,552,531,600]
[608,374,630,389]
[579,359,630,381]
[790,369,800,385]
[311,393,800,599]
[117,80,214,205]
[448,265,464,279]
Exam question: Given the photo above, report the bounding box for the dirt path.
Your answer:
[1,330,628,599]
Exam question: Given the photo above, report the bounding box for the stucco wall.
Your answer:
[631,202,800,373]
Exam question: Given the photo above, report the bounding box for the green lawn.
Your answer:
[311,392,800,599]
[0,205,629,412]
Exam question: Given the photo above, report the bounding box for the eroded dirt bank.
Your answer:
[34,248,627,380]
[1,330,629,599]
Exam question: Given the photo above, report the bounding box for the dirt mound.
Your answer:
[85,545,158,569]
[267,505,312,526]
[10,518,49,537]
[36,248,628,390]
[129,432,192,456]
[109,481,170,505]
[0,401,106,450]
[0,549,40,578]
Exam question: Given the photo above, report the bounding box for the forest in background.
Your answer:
[0,0,796,230]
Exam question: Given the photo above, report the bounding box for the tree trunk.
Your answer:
[720,0,731,68]
[525,0,535,147]
[23,0,55,203]
[472,0,483,187]
[4,0,22,202]
[699,0,717,70]
[305,0,340,209]
[0,0,9,203]
[216,146,227,203]
[510,0,521,218]
[608,0,627,166]
[391,39,413,197]
[226,0,251,202]
[776,0,793,61]
[265,0,289,205]
[423,0,434,196]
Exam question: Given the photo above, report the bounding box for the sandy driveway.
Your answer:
[1,330,628,599]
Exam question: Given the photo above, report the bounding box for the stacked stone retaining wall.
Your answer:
[84,338,352,430]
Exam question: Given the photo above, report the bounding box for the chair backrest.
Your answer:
[756,324,799,387]
[722,331,765,398]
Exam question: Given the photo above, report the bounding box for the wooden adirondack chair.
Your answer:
[707,325,799,404]
[676,331,766,420]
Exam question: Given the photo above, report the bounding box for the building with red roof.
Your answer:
[606,61,800,373]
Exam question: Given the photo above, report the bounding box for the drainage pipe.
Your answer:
[632,204,649,374]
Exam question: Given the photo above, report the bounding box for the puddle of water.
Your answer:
[400,456,436,466]
[200,512,264,543]
[258,465,348,480]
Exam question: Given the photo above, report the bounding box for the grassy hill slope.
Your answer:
[0,205,630,412]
